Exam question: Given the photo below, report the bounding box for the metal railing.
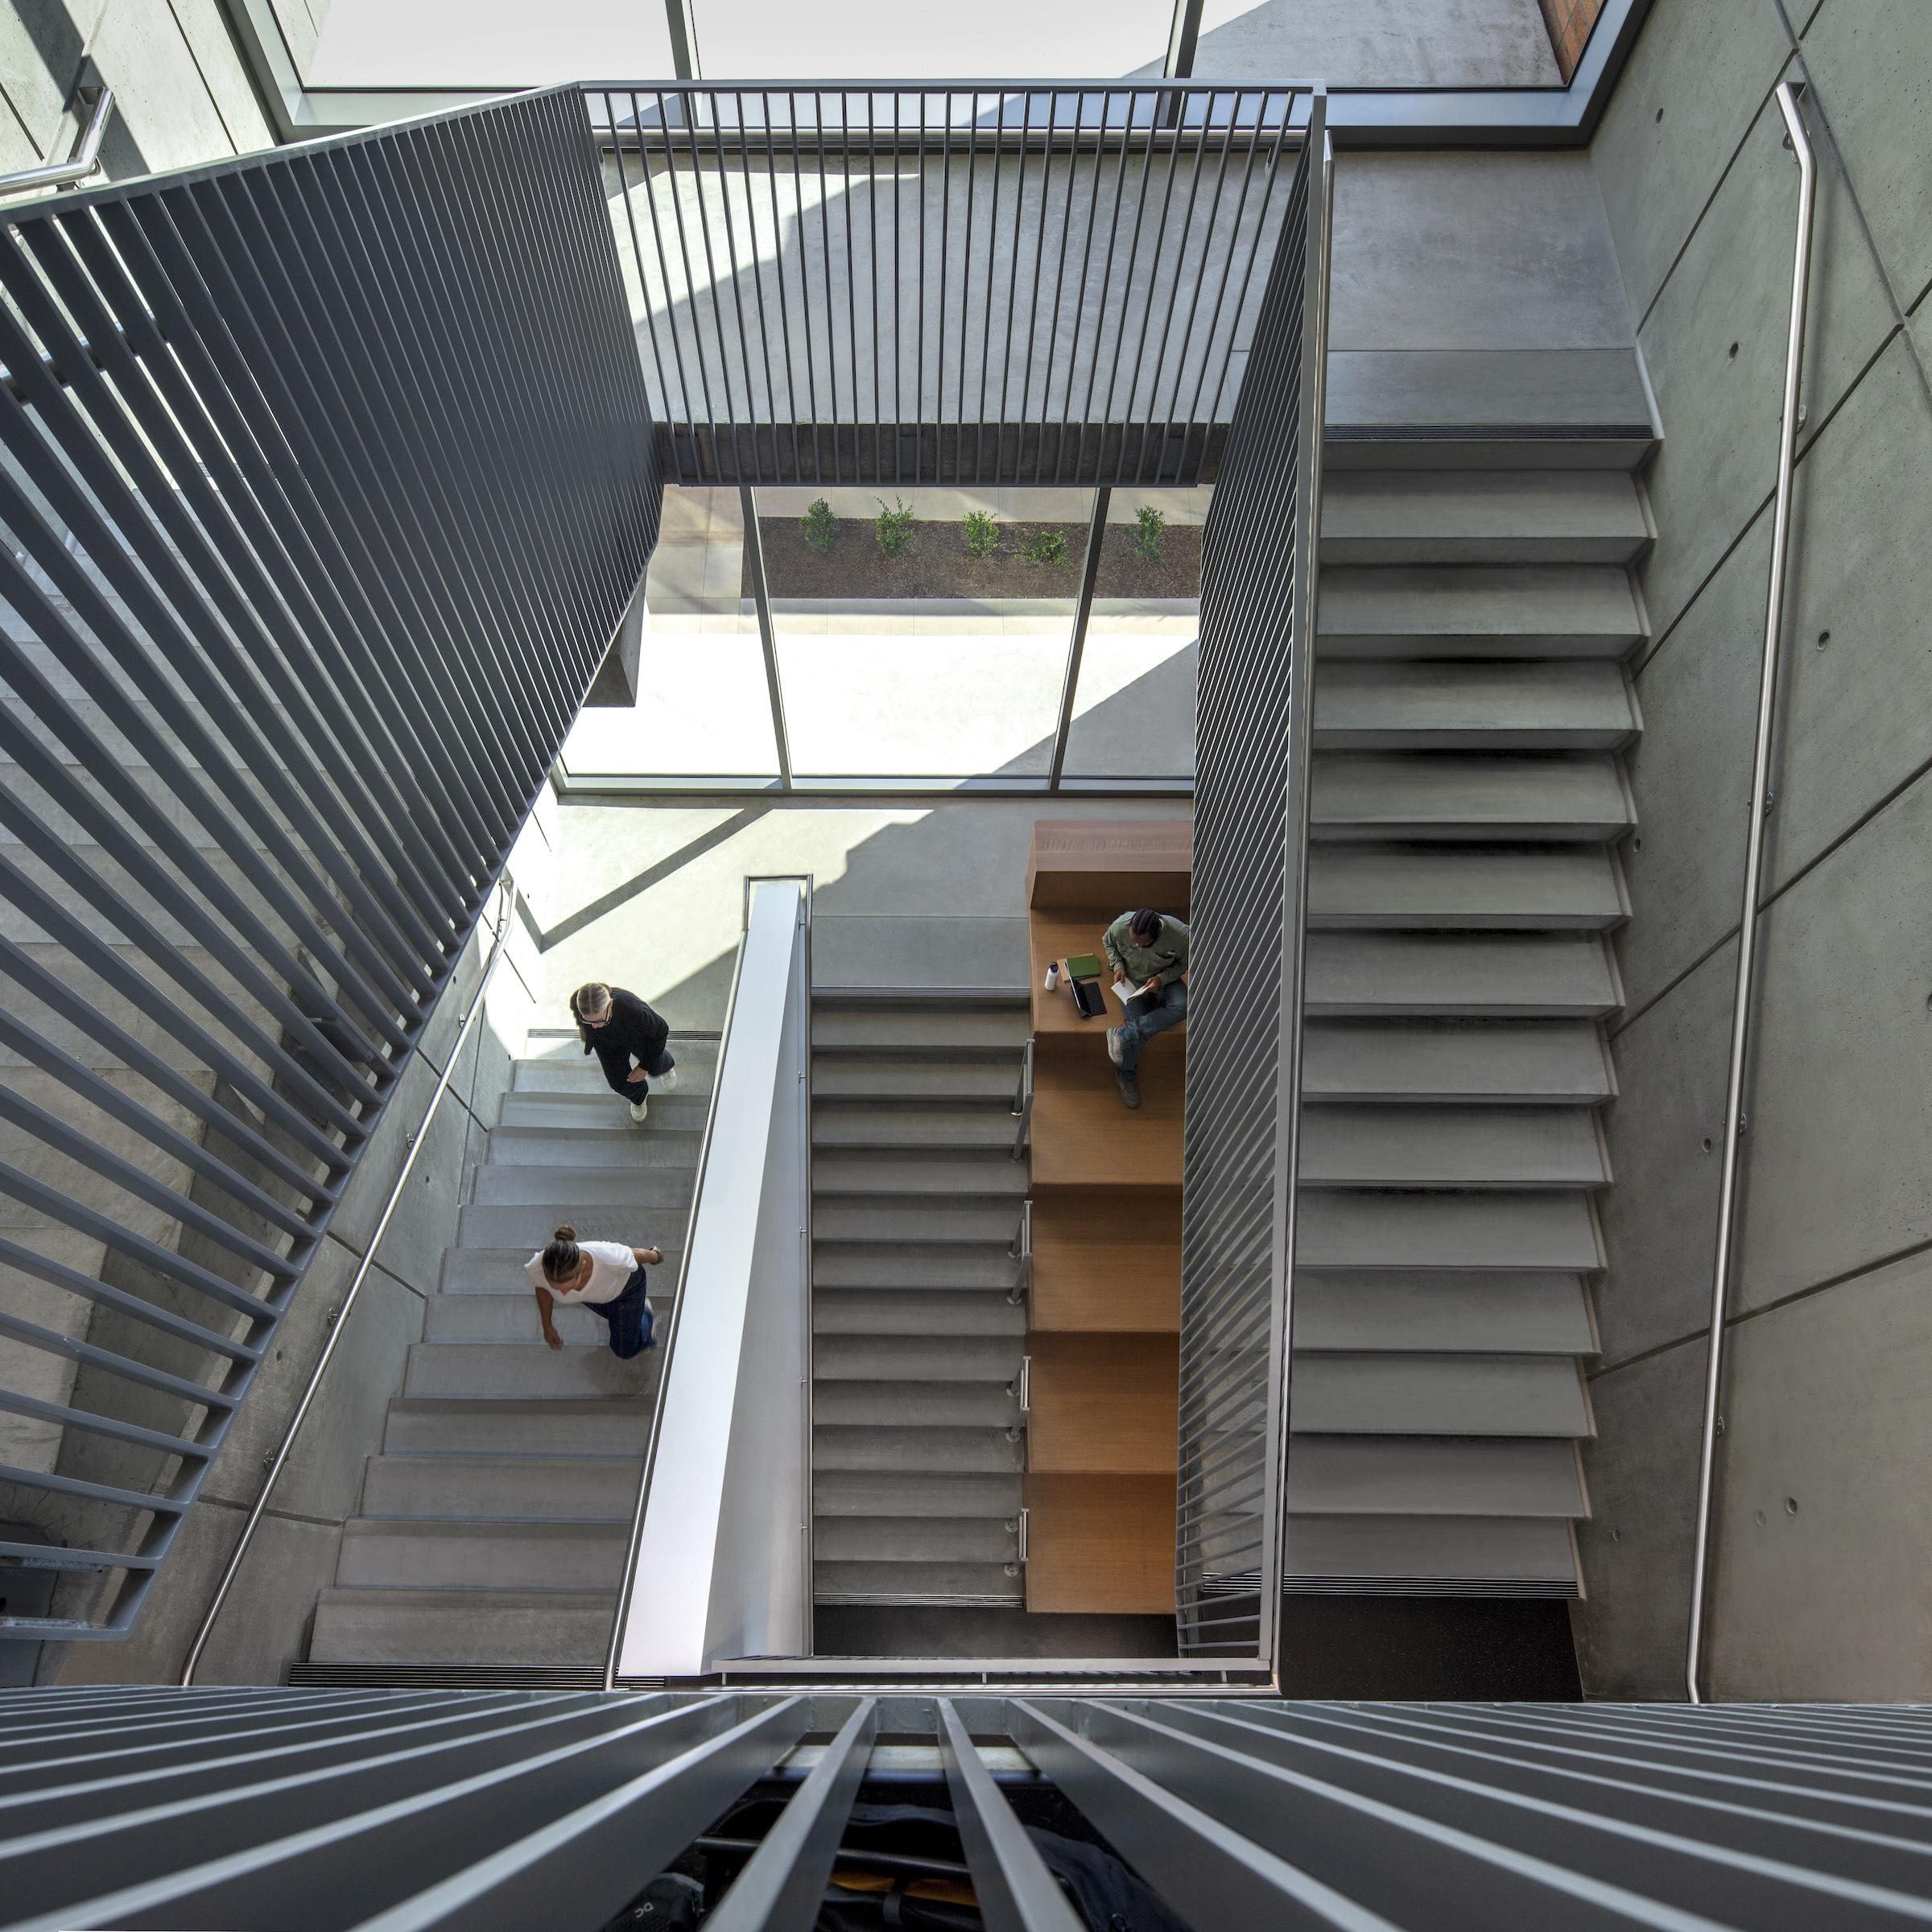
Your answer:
[583,80,1317,485]
[1685,77,1818,1707]
[0,85,659,1641]
[181,882,515,1683]
[1174,104,1332,1660]
[5,1684,1925,1927]
[0,80,114,199]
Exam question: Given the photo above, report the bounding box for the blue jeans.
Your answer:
[588,1266,654,1359]
[1116,979,1187,1073]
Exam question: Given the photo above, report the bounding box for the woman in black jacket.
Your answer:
[572,981,678,1124]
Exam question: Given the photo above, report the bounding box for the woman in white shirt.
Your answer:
[525,1224,663,1359]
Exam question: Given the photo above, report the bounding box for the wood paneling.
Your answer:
[1032,1191,1180,1333]
[1027,818,1192,914]
[1024,1474,1178,1614]
[1030,1046,1184,1191]
[1026,1332,1179,1472]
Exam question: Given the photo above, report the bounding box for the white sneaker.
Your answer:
[651,1065,679,1094]
[628,1097,649,1124]
[1105,1026,1125,1067]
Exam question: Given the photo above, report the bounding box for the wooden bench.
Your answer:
[1021,819,1192,1619]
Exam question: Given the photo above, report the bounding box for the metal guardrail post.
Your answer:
[1007,1197,1032,1305]
[183,880,514,1683]
[1686,78,1816,1707]
[1010,1037,1034,1161]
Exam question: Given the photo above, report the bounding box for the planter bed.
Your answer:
[749,517,1202,601]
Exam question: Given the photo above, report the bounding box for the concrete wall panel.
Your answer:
[1590,0,1793,323]
[1571,1338,1704,1699]
[1596,939,1732,1367]
[1766,336,1932,891]
[1733,770,1932,1312]
[1637,82,1894,642]
[1797,0,1932,315]
[1708,1247,1932,1699]
[1619,515,1770,1013]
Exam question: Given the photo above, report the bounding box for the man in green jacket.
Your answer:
[1103,907,1189,1108]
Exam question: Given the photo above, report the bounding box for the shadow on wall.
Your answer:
[529,634,1198,1027]
[535,637,1197,1023]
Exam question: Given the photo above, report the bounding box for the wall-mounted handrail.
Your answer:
[1686,78,1816,1707]
[184,880,515,1683]
[0,84,114,198]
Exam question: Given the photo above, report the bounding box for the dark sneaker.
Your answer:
[1117,1072,1141,1109]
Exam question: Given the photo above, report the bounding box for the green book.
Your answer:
[1065,952,1102,980]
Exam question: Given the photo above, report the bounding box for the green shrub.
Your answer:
[801,497,837,552]
[1132,503,1166,562]
[963,509,1001,559]
[1020,527,1069,567]
[874,495,916,559]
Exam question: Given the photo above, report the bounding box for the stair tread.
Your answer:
[1319,470,1649,565]
[1302,1020,1613,1102]
[1290,1353,1591,1437]
[309,1588,617,1666]
[1304,932,1621,1018]
[1285,1437,1585,1515]
[1311,753,1632,840]
[1317,564,1644,658]
[1307,844,1628,930]
[1297,1190,1604,1272]
[811,1153,1030,1195]
[813,1290,1026,1336]
[1313,660,1638,750]
[1281,1514,1579,1589]
[1294,1271,1596,1354]
[1298,1105,1608,1188]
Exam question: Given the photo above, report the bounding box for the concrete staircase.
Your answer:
[810,993,1030,1608]
[1286,462,1650,1595]
[307,1028,712,1668]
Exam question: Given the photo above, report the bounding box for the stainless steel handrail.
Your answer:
[603,873,814,1688]
[0,84,114,197]
[1686,78,1816,1707]
[183,878,514,1683]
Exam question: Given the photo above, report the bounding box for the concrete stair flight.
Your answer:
[1274,455,1650,1598]
[809,993,1029,1608]
[307,1028,712,1670]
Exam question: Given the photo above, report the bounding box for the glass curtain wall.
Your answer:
[556,483,1200,787]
